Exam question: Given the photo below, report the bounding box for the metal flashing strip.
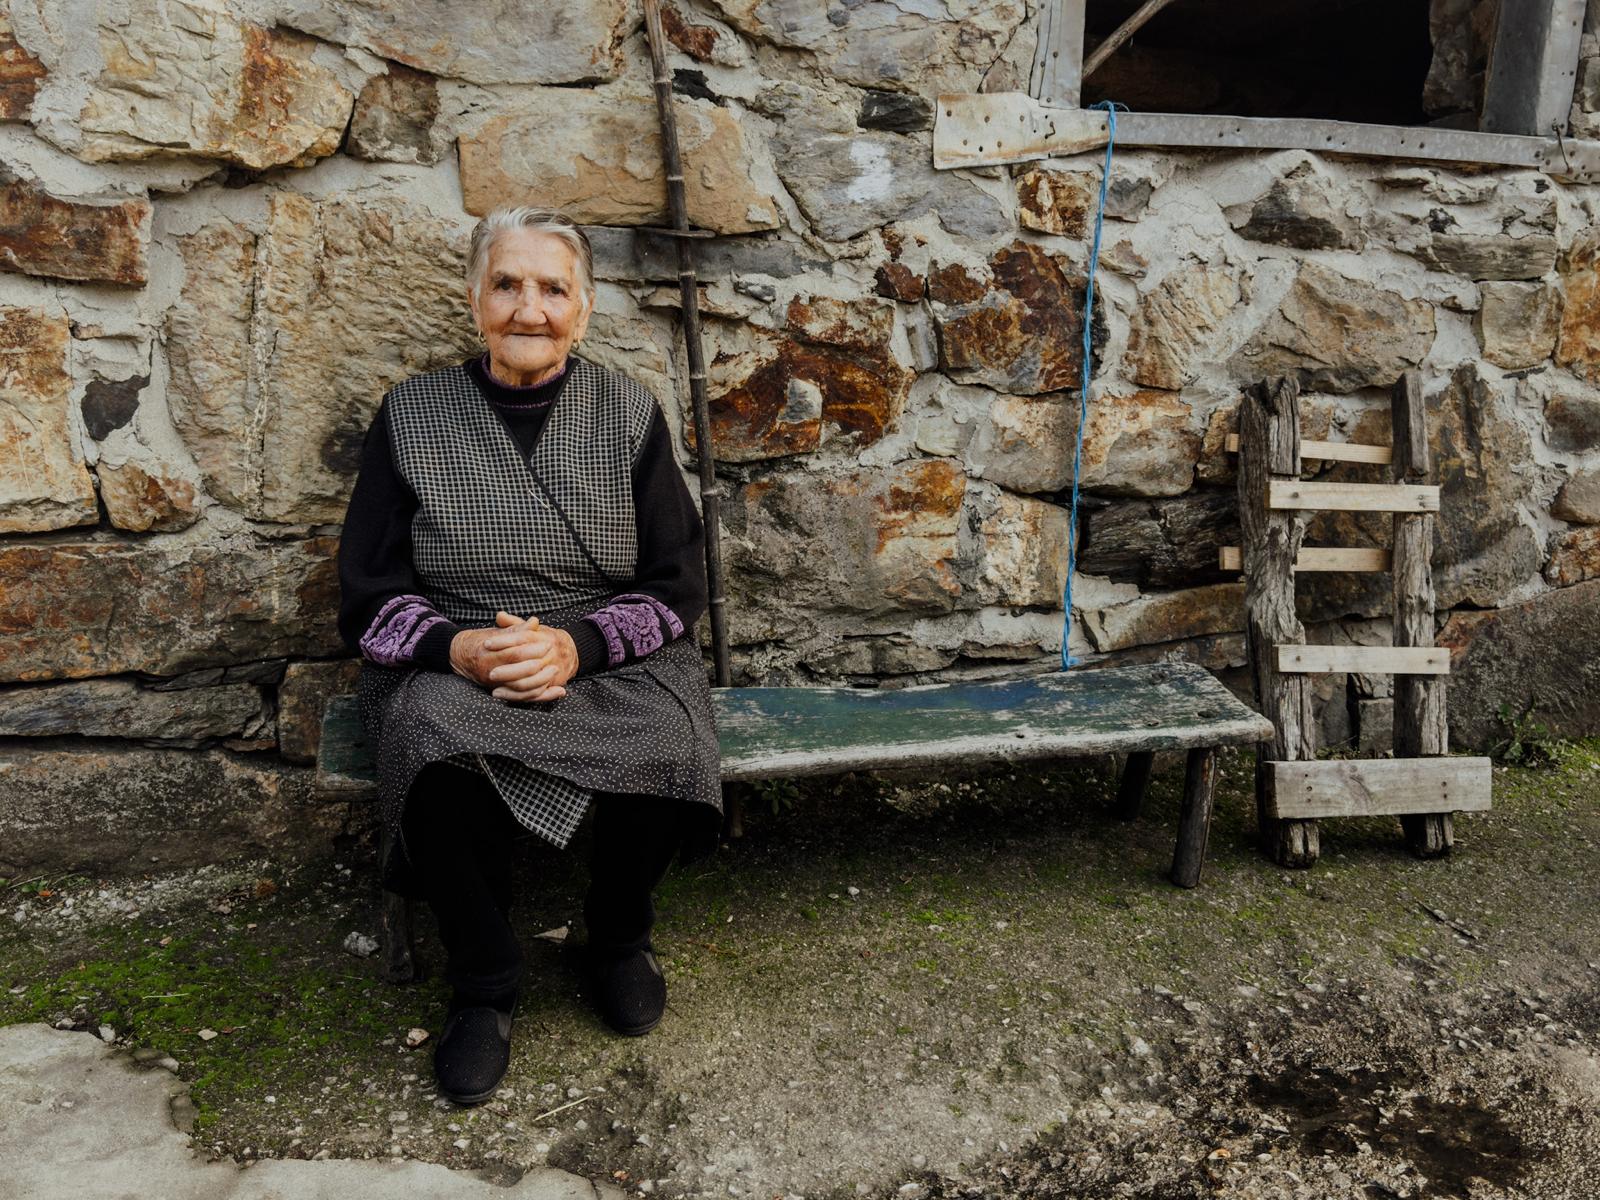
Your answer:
[933,94,1600,179]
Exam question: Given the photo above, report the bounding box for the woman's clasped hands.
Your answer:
[449,611,579,703]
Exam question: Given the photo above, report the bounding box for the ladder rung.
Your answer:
[1226,433,1394,465]
[1266,757,1491,819]
[1269,480,1438,513]
[1219,546,1390,572]
[1276,645,1449,675]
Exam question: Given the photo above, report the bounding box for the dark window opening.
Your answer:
[1081,0,1458,128]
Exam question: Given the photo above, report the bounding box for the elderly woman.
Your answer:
[337,206,720,1105]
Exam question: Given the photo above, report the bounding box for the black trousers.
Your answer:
[401,760,686,1006]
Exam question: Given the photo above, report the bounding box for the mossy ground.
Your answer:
[3,741,1599,1198]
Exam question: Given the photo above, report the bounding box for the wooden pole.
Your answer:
[1171,746,1218,888]
[1391,370,1452,856]
[641,0,731,689]
[1081,0,1183,81]
[1238,377,1319,867]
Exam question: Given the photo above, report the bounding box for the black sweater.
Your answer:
[336,354,707,677]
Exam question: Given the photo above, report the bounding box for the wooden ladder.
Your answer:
[1226,372,1492,868]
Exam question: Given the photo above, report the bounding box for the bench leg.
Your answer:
[1116,751,1154,821]
[1170,746,1218,889]
[380,888,422,984]
[721,781,747,840]
[375,824,422,984]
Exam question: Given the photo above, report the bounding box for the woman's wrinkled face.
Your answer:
[469,229,592,387]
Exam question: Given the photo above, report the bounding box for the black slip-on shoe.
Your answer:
[434,1004,513,1105]
[589,946,667,1037]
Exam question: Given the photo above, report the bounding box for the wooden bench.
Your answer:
[317,661,1273,982]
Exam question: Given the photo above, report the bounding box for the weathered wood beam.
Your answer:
[1225,433,1393,465]
[1171,745,1218,888]
[1081,0,1183,82]
[1267,757,1492,820]
[1391,370,1455,857]
[1276,645,1450,676]
[1481,0,1587,137]
[1269,481,1439,514]
[1219,546,1390,573]
[1238,377,1319,868]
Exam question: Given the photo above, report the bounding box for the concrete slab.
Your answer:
[0,1024,617,1200]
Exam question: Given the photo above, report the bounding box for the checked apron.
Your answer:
[356,357,721,891]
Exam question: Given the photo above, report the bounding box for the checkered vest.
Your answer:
[383,356,655,624]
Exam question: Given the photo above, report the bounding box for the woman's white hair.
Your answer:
[466,206,595,303]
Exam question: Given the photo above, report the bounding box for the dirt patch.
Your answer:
[1249,1064,1526,1195]
[4,744,1599,1198]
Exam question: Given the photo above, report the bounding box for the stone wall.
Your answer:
[2,0,1600,873]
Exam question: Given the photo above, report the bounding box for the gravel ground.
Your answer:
[3,742,1598,1199]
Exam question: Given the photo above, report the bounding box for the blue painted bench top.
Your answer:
[316,661,1271,795]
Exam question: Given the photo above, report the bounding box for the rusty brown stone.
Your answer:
[0,307,97,534]
[1016,168,1093,239]
[700,297,913,463]
[0,180,149,285]
[704,338,821,463]
[925,262,985,305]
[874,262,925,302]
[1546,525,1600,587]
[661,4,719,61]
[932,242,1087,395]
[0,9,45,121]
[1557,232,1600,385]
[0,534,341,683]
[74,9,352,169]
[96,460,201,532]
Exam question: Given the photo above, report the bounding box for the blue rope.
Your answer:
[1060,101,1123,670]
